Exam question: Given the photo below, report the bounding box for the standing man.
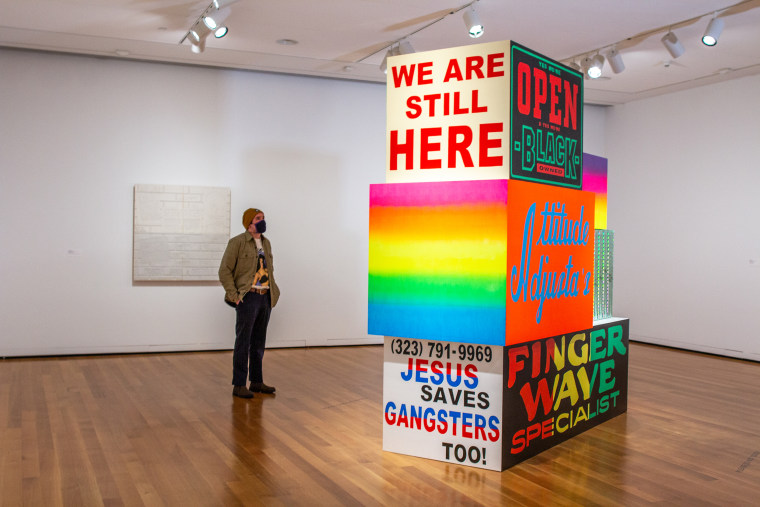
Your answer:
[219,208,281,399]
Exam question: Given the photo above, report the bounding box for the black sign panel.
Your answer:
[501,319,629,469]
[510,42,584,189]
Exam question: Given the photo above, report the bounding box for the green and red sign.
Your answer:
[510,42,584,189]
[502,319,628,468]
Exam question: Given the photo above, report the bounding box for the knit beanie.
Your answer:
[242,208,263,229]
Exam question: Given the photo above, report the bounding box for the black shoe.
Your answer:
[250,382,275,394]
[233,385,254,398]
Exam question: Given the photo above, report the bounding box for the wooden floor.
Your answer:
[1,342,759,506]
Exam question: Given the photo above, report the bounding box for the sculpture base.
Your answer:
[382,318,629,470]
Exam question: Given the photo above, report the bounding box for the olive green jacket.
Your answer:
[218,231,280,308]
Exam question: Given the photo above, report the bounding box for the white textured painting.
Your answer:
[133,185,231,281]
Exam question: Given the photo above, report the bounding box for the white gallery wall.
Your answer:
[606,73,760,361]
[0,48,390,356]
[5,47,754,362]
[0,49,608,357]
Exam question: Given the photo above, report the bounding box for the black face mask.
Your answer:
[254,220,267,234]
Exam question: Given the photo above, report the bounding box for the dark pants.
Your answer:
[232,291,271,386]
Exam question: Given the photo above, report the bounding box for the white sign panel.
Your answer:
[386,40,511,183]
[382,336,504,470]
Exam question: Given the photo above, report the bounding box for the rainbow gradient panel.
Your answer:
[369,180,509,346]
[582,153,608,230]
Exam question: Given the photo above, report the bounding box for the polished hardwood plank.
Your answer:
[1,343,759,506]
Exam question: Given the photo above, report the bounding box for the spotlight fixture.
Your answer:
[398,40,415,55]
[203,7,231,32]
[181,0,238,52]
[463,5,484,38]
[190,38,206,54]
[661,31,684,59]
[380,45,401,74]
[189,22,211,42]
[559,6,738,82]
[587,54,605,79]
[605,47,625,74]
[187,21,211,52]
[580,56,593,78]
[359,0,486,72]
[702,15,724,46]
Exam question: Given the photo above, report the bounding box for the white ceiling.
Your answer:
[2,0,759,105]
